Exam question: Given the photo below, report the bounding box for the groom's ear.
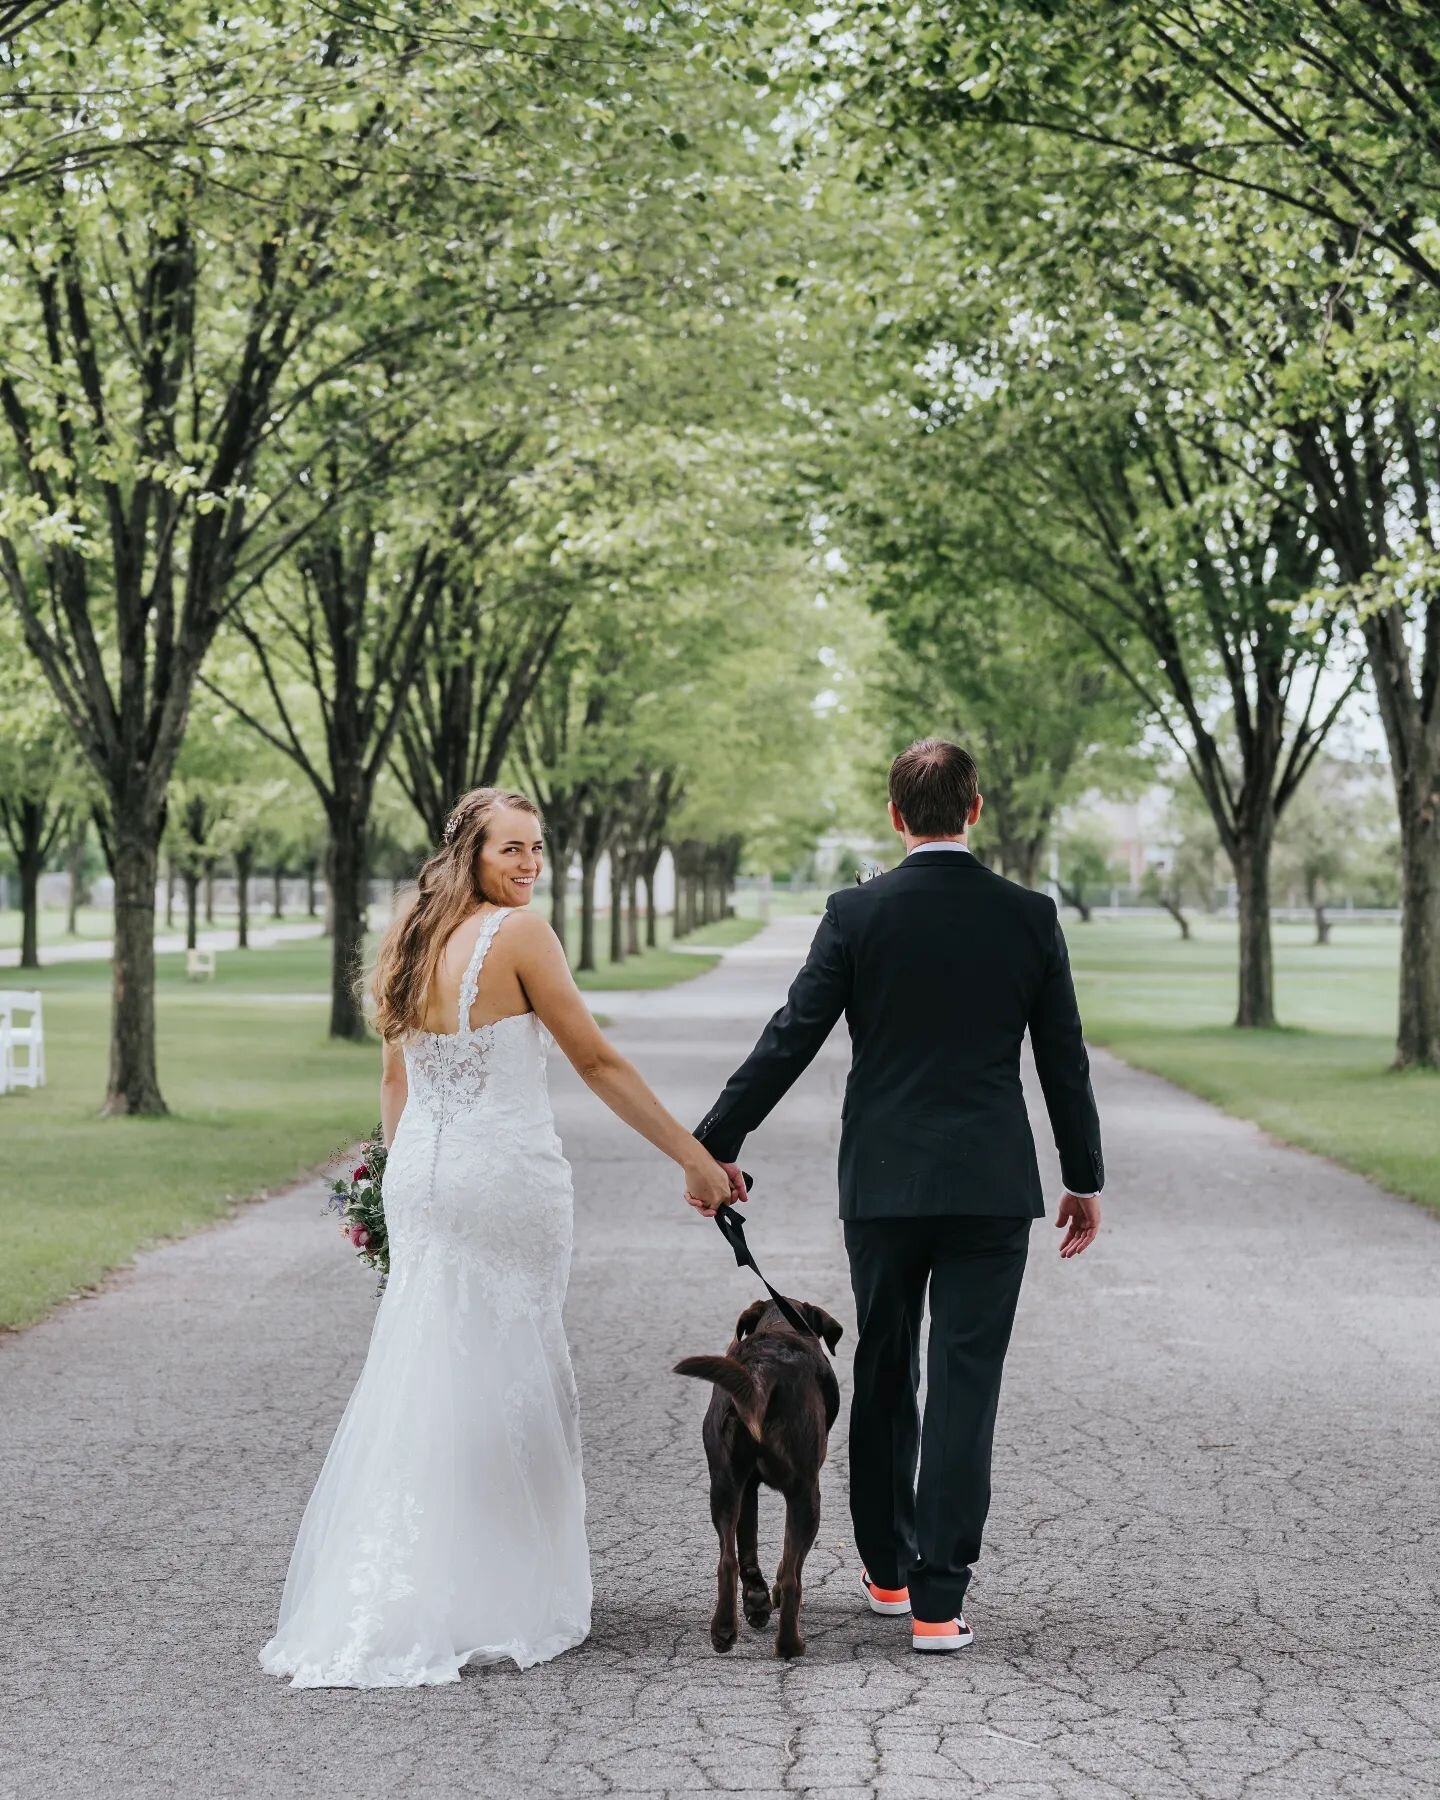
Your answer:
[803,1304,844,1353]
[733,1300,768,1341]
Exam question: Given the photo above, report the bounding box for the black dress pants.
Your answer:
[844,1213,1031,1623]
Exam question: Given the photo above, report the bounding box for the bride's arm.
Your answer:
[380,1036,407,1149]
[510,913,737,1213]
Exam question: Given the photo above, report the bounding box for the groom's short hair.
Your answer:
[889,739,980,836]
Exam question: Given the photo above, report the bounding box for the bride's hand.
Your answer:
[683,1152,734,1217]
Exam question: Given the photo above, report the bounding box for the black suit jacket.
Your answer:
[695,849,1104,1219]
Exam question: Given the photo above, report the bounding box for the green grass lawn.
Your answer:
[0,912,762,1331]
[0,903,125,949]
[1065,914,1440,1216]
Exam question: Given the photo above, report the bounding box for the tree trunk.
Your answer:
[184,870,200,951]
[550,847,570,951]
[579,845,599,972]
[203,858,216,926]
[327,821,369,1041]
[66,822,87,936]
[305,858,319,918]
[1231,831,1276,1028]
[1161,897,1190,941]
[271,864,284,920]
[1314,904,1331,947]
[625,863,641,957]
[576,807,608,974]
[1003,834,1044,889]
[608,856,625,964]
[17,831,42,969]
[1395,789,1440,1068]
[165,852,176,930]
[103,822,167,1116]
[236,846,253,950]
[1057,880,1092,924]
[642,851,661,949]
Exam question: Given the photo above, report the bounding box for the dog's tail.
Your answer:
[673,1355,766,1441]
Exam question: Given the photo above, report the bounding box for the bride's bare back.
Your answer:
[416,906,532,1035]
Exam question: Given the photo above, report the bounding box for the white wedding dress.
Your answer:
[260,907,591,1687]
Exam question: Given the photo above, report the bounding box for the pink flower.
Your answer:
[349,1224,370,1249]
[354,1164,369,1181]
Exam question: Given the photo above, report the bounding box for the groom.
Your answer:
[691,738,1104,1652]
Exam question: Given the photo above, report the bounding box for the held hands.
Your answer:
[684,1156,749,1218]
[1056,1191,1101,1258]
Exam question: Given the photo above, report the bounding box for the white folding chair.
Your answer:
[0,989,44,1089]
[185,948,217,980]
[0,1011,11,1096]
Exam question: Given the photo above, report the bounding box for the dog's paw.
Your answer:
[743,1579,772,1628]
[775,1631,806,1660]
[710,1623,737,1654]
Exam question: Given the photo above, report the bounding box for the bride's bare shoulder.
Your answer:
[501,909,563,952]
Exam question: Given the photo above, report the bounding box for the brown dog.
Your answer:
[675,1296,843,1659]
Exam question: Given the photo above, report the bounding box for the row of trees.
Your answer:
[0,3,850,1114]
[1055,755,1402,939]
[764,0,1439,1066]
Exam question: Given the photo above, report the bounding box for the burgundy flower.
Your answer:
[354,1164,369,1181]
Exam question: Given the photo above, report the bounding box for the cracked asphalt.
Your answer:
[3,917,1439,1799]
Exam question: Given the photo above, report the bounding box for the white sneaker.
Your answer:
[911,1615,975,1653]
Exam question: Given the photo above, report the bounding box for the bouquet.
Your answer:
[327,1124,390,1291]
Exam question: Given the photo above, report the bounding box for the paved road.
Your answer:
[2,919,1438,1800]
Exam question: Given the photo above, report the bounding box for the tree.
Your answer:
[1144,778,1224,940]
[1055,819,1117,925]
[794,0,1439,1060]
[855,528,1148,889]
[204,495,463,1036]
[0,10,487,1103]
[0,610,84,964]
[1275,756,1401,944]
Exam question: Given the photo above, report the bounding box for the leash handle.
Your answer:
[713,1177,820,1344]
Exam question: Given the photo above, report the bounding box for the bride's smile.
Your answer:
[477,805,544,907]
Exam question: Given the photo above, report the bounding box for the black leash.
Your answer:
[713,1173,821,1345]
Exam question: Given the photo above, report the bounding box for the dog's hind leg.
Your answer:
[709,1479,743,1653]
[737,1471,771,1629]
[773,1480,821,1660]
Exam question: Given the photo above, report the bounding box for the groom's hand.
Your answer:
[719,1161,749,1206]
[1056,1191,1101,1258]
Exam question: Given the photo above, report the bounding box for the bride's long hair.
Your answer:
[366,786,543,1042]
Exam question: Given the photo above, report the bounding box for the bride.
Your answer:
[260,786,736,1688]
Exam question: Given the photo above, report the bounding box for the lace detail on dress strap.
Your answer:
[456,908,514,1034]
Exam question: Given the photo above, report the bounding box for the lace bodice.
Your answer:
[400,908,549,1130]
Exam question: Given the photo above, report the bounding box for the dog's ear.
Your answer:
[734,1299,768,1341]
[802,1303,844,1353]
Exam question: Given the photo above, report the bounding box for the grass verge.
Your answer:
[1067,915,1439,1216]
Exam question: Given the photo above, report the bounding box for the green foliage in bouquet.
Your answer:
[328,1126,389,1292]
